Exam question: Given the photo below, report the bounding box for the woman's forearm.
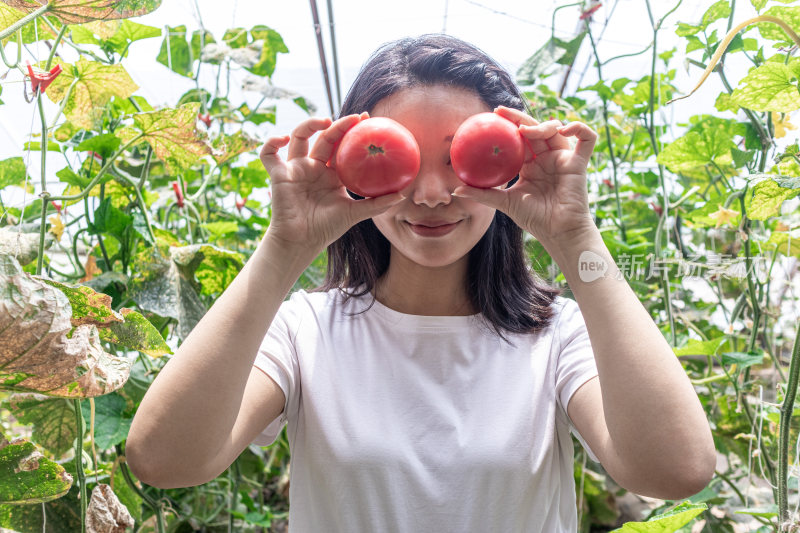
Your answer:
[126,232,317,485]
[544,226,715,485]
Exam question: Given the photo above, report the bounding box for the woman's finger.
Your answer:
[309,113,363,164]
[494,106,539,127]
[346,190,407,225]
[519,120,570,152]
[259,135,291,173]
[557,121,598,161]
[287,117,333,160]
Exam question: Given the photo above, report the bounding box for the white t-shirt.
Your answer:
[252,288,599,532]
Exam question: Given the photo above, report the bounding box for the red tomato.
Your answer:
[335,117,420,197]
[450,112,525,188]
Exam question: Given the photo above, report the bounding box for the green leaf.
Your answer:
[676,22,702,37]
[715,92,739,113]
[745,176,800,220]
[91,197,132,243]
[767,229,800,257]
[100,308,172,357]
[0,478,80,532]
[189,29,214,60]
[23,141,62,152]
[750,0,767,12]
[656,116,737,177]
[201,221,239,243]
[68,23,99,45]
[55,166,89,188]
[75,133,121,159]
[516,38,568,84]
[238,102,276,125]
[734,505,778,520]
[247,25,288,77]
[119,103,211,171]
[3,0,162,24]
[4,395,77,457]
[0,157,30,189]
[684,35,705,54]
[757,6,800,44]
[36,276,122,330]
[612,72,676,115]
[227,158,269,196]
[701,1,732,28]
[731,147,755,168]
[106,19,161,56]
[293,95,314,114]
[177,87,211,107]
[127,247,206,341]
[53,121,81,142]
[730,59,800,113]
[80,393,131,449]
[222,27,248,48]
[578,80,613,101]
[0,431,72,504]
[171,243,244,298]
[612,502,707,532]
[43,58,139,130]
[211,130,261,166]
[674,336,729,357]
[156,25,192,78]
[685,197,741,228]
[721,351,766,371]
[675,1,730,38]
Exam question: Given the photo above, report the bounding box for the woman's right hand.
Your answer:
[259,113,405,254]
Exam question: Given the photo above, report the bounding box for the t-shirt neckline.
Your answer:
[356,291,482,329]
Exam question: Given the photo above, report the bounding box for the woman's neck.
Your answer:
[373,252,475,316]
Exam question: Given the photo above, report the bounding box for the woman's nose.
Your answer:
[406,164,455,208]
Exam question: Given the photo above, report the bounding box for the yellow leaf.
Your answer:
[708,206,739,228]
[48,213,65,241]
[80,255,103,283]
[44,59,138,130]
[772,112,797,139]
[81,20,120,40]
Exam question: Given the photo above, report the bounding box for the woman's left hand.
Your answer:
[452,106,598,248]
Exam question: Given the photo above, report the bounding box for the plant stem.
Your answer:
[116,446,166,533]
[44,24,67,71]
[0,3,51,42]
[0,30,22,69]
[778,321,800,528]
[585,21,625,242]
[73,398,87,533]
[47,134,144,203]
[644,0,677,345]
[35,93,49,276]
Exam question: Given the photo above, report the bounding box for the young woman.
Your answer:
[127,34,716,531]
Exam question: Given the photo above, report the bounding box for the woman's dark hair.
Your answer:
[318,33,561,338]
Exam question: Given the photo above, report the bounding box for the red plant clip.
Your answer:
[650,201,663,216]
[235,196,247,212]
[602,178,614,188]
[580,2,602,20]
[51,201,62,214]
[198,113,212,127]
[172,182,185,208]
[27,63,63,95]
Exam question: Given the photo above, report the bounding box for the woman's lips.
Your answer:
[406,221,460,237]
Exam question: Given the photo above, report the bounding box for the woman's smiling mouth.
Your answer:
[406,220,461,237]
